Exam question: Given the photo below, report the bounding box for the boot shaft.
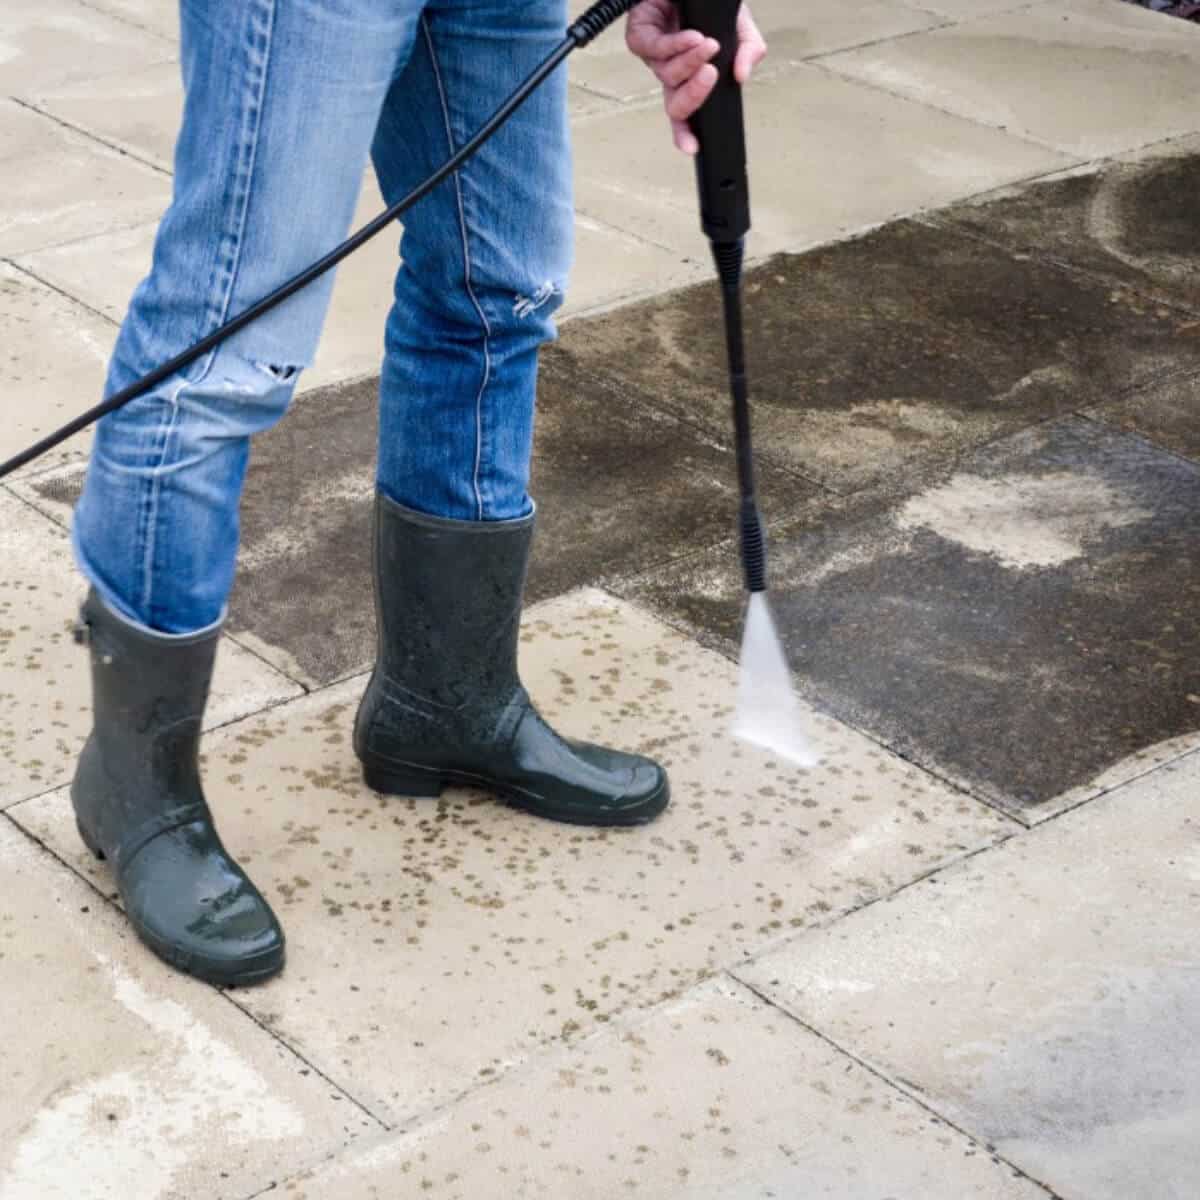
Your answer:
[370,493,534,704]
[77,590,217,787]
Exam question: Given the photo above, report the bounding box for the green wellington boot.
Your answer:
[354,493,670,826]
[71,590,285,986]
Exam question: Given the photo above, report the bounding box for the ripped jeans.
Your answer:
[72,0,573,635]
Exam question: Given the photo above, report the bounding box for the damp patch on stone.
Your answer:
[619,415,1200,817]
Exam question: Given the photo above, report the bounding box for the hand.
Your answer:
[626,0,767,155]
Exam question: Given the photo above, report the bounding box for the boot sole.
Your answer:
[361,760,669,828]
[75,818,286,989]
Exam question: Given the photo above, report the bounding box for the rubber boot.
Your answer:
[354,493,670,826]
[71,590,285,986]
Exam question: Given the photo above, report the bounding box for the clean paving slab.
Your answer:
[566,0,944,102]
[739,750,1200,1200]
[0,0,173,96]
[63,0,180,42]
[14,590,1015,1124]
[23,59,183,172]
[0,263,113,478]
[0,819,377,1200]
[276,976,1050,1200]
[552,217,1200,493]
[572,62,1072,262]
[820,0,1200,160]
[620,416,1200,818]
[0,490,303,809]
[0,99,172,258]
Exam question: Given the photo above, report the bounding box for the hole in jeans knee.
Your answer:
[253,361,301,385]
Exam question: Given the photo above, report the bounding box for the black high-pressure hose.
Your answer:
[676,0,764,594]
[0,0,639,482]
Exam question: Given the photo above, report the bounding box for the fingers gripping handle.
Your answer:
[676,0,751,242]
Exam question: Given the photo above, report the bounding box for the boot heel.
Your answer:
[362,761,444,798]
[76,818,106,861]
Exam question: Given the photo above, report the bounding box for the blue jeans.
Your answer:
[73,0,573,635]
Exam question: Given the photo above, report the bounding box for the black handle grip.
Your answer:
[677,0,750,242]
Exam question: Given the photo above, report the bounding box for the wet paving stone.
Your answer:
[12,591,1014,1127]
[551,219,1200,492]
[0,820,377,1200]
[21,365,817,689]
[619,416,1200,817]
[278,977,1048,1200]
[0,489,301,809]
[740,751,1200,1200]
[1091,370,1200,462]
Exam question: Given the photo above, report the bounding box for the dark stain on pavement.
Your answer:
[35,359,813,687]
[620,416,1200,815]
[936,150,1200,313]
[934,150,1200,465]
[551,218,1200,491]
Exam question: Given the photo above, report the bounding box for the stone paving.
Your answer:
[3,2,1200,1198]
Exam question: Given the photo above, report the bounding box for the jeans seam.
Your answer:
[192,0,278,389]
[422,13,491,522]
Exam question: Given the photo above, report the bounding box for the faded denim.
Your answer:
[73,0,573,634]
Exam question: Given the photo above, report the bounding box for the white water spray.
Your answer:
[733,593,820,768]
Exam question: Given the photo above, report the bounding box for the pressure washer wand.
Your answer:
[680,1,819,768]
[677,0,763,594]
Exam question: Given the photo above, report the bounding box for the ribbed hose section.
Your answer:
[569,0,641,46]
[740,497,767,594]
[712,238,745,292]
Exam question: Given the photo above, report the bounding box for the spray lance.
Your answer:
[677,0,819,767]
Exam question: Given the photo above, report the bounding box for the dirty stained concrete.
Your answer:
[622,415,1200,817]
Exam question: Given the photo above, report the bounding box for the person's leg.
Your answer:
[70,0,427,985]
[354,0,670,825]
[74,0,426,633]
[370,0,574,520]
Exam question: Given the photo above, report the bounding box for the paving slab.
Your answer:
[1090,369,1200,461]
[820,0,1200,160]
[0,262,112,478]
[13,590,1014,1124]
[23,59,182,171]
[0,99,172,257]
[0,489,303,809]
[739,750,1200,1200]
[573,63,1072,263]
[552,218,1200,493]
[934,136,1200,314]
[0,0,173,96]
[905,0,1050,17]
[14,356,818,688]
[619,416,1200,818]
[567,0,944,102]
[0,819,377,1200]
[276,976,1048,1200]
[68,0,180,41]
